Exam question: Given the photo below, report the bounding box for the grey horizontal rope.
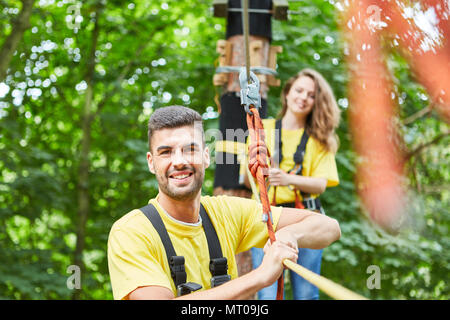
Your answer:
[216,65,278,76]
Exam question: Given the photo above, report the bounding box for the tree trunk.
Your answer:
[72,10,100,300]
[0,0,35,82]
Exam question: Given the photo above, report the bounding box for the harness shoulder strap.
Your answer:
[139,204,186,288]
[293,131,310,200]
[199,204,230,285]
[274,118,310,173]
[273,120,314,203]
[274,119,282,166]
[140,204,176,258]
[199,204,223,259]
[293,130,309,174]
[140,203,230,290]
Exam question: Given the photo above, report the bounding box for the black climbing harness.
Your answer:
[139,203,231,296]
[273,119,322,211]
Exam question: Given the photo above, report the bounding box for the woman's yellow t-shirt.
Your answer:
[107,195,282,300]
[241,118,339,204]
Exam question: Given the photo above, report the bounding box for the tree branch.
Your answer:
[94,21,172,117]
[403,104,433,125]
[422,184,450,194]
[52,83,75,113]
[0,0,35,82]
[406,131,450,160]
[72,5,102,300]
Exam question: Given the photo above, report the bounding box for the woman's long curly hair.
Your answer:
[278,68,341,153]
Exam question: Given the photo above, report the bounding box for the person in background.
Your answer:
[244,68,341,300]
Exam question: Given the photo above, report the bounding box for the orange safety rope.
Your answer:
[240,0,283,299]
[237,0,368,300]
[245,104,284,300]
[246,107,276,243]
[245,101,369,301]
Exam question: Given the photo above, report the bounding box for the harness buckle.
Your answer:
[177,282,202,296]
[210,257,231,288]
[294,160,304,175]
[303,197,318,211]
[210,257,228,275]
[239,68,261,114]
[211,274,231,288]
[169,256,187,286]
[170,256,203,296]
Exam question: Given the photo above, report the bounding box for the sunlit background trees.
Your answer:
[0,0,448,299]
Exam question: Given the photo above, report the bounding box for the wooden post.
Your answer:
[212,0,285,299]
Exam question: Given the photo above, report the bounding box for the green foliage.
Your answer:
[0,0,448,300]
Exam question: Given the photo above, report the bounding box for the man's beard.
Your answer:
[156,167,204,201]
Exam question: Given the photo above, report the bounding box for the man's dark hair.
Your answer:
[148,105,204,151]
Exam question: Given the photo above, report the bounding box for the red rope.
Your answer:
[246,105,284,300]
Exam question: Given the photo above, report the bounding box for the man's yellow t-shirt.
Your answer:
[241,118,339,205]
[107,195,282,300]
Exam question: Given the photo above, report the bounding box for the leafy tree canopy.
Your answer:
[0,0,448,300]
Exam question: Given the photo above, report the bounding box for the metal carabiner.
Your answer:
[239,67,261,114]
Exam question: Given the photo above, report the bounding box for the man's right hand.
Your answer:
[257,234,299,287]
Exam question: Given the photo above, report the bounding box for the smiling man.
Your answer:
[107,105,341,300]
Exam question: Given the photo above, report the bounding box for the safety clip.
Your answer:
[239,67,261,115]
[262,211,273,223]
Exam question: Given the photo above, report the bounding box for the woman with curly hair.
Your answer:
[244,68,341,300]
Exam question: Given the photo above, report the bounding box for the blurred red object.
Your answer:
[341,0,450,229]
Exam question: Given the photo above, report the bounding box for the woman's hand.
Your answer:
[268,168,291,186]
